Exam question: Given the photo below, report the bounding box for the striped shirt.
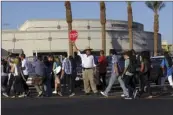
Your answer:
[62,58,72,75]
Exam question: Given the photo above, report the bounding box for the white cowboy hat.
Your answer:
[84,46,93,51]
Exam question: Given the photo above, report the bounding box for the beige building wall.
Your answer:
[2,19,161,56]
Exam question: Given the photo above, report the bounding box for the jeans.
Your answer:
[124,75,136,97]
[99,72,107,90]
[21,75,29,94]
[161,75,173,87]
[6,73,15,95]
[13,75,24,95]
[66,73,75,94]
[44,73,52,97]
[1,75,8,92]
[139,71,152,97]
[104,72,128,96]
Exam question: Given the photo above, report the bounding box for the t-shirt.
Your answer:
[62,58,72,75]
[98,56,107,73]
[22,59,29,75]
[161,58,173,77]
[111,55,118,74]
[33,60,46,77]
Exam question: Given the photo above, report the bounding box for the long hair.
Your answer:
[141,51,150,63]
[164,52,172,67]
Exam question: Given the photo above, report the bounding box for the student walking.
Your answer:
[52,56,62,96]
[100,49,128,97]
[122,51,136,99]
[160,52,173,96]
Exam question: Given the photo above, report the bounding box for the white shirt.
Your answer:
[14,64,20,76]
[22,59,29,75]
[77,51,96,68]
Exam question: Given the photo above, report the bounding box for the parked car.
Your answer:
[150,56,173,85]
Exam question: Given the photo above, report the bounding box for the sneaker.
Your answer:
[124,97,132,100]
[121,94,128,97]
[37,92,43,97]
[11,96,16,98]
[18,94,25,98]
[146,95,153,99]
[100,91,108,97]
[69,93,75,97]
[2,93,9,97]
[133,90,138,99]
[52,90,57,94]
[57,92,63,96]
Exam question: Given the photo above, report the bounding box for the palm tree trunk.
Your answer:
[154,11,159,56]
[128,2,133,50]
[102,24,106,52]
[100,1,106,54]
[65,1,73,56]
[68,23,73,56]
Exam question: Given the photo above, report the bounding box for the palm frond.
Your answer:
[145,1,154,11]
[126,1,132,4]
[145,1,165,12]
[158,2,165,11]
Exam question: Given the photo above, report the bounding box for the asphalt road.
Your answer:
[2,92,173,115]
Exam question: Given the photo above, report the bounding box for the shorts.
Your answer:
[54,72,61,78]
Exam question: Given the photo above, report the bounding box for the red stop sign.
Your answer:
[69,30,78,42]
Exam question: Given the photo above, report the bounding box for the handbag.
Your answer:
[53,62,62,75]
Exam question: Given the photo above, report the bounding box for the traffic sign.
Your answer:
[69,30,78,42]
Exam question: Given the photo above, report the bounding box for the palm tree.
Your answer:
[100,1,106,54]
[145,1,165,56]
[65,1,73,56]
[127,1,133,50]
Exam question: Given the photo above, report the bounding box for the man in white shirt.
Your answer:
[73,42,98,95]
[20,54,29,97]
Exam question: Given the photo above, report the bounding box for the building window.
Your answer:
[111,24,138,29]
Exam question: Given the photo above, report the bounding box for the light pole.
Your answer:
[12,34,16,53]
[87,20,91,47]
[88,36,91,47]
[119,37,123,52]
[48,36,52,52]
[48,32,52,52]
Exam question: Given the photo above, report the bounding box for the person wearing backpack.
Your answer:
[122,50,136,99]
[52,56,62,96]
[160,52,173,94]
[137,51,152,99]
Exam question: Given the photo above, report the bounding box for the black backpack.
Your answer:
[143,59,151,73]
[128,56,137,73]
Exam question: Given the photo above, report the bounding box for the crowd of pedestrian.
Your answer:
[1,43,173,99]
